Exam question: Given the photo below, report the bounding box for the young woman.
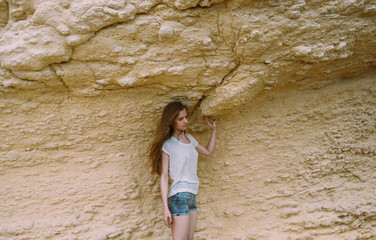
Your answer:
[150,101,216,240]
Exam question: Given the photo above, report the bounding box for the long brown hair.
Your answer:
[149,101,187,175]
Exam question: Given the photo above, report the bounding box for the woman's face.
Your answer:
[173,108,188,132]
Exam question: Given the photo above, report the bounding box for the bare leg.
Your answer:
[188,211,197,240]
[171,215,190,240]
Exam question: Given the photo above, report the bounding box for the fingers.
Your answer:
[204,116,216,129]
[164,214,172,228]
[204,116,210,125]
[203,116,209,125]
[168,215,172,228]
[204,116,214,125]
[164,218,169,228]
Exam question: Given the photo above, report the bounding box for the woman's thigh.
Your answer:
[171,215,190,240]
[188,211,197,240]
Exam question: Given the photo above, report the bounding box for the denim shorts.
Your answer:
[168,192,197,216]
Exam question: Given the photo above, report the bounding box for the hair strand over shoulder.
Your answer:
[149,101,187,175]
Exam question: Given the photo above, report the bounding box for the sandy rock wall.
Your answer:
[1,0,375,108]
[0,0,376,239]
[0,76,375,240]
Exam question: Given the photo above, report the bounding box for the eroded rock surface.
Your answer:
[1,0,375,112]
[0,0,375,239]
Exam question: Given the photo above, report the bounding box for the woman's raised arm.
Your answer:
[196,117,216,157]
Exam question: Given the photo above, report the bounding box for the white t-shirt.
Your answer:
[162,133,199,197]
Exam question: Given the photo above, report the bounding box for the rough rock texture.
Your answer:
[0,0,375,239]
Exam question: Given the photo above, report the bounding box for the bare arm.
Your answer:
[196,117,216,157]
[160,152,172,228]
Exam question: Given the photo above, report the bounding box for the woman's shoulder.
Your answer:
[185,133,198,146]
[185,133,195,139]
[163,136,174,145]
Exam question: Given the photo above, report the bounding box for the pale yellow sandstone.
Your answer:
[0,0,376,239]
[0,0,8,29]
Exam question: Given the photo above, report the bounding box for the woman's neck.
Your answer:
[172,130,185,139]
